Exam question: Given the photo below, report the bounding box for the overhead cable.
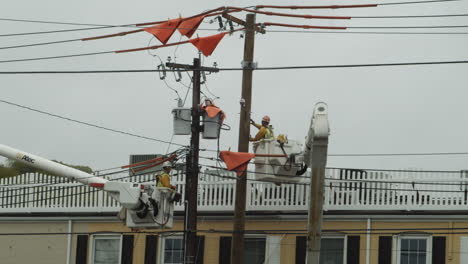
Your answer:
[199,156,466,172]
[256,0,460,9]
[0,59,468,68]
[0,99,187,147]
[0,17,137,27]
[266,29,468,35]
[1,28,467,50]
[0,25,122,37]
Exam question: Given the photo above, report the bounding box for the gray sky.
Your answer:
[1,0,467,172]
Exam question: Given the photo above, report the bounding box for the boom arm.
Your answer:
[0,144,107,186]
[0,144,175,228]
[303,102,330,168]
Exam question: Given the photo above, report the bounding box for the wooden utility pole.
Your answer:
[231,13,256,264]
[166,58,218,264]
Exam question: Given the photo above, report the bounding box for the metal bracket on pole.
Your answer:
[241,61,258,69]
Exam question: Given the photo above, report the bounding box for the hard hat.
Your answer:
[262,115,270,123]
[162,161,172,168]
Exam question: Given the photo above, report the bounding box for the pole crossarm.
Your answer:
[222,13,266,34]
[166,62,219,72]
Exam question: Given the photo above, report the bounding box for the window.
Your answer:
[218,236,266,264]
[91,235,121,264]
[244,237,266,264]
[160,236,205,264]
[296,235,360,264]
[163,237,184,264]
[320,237,346,264]
[397,236,431,264]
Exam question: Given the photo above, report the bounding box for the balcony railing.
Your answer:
[1,168,467,213]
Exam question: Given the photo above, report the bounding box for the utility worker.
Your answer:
[249,115,274,141]
[156,161,176,190]
[155,161,181,203]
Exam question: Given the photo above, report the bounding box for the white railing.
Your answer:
[1,169,467,213]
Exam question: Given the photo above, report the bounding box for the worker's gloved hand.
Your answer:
[249,119,254,124]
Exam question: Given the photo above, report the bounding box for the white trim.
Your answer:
[66,220,72,264]
[321,234,347,264]
[159,235,184,264]
[366,218,371,264]
[395,235,432,264]
[89,234,122,264]
[265,235,283,264]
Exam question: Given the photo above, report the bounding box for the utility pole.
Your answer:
[305,104,330,264]
[231,13,256,264]
[166,58,218,264]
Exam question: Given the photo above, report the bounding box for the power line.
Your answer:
[0,38,82,50]
[348,25,468,29]
[0,51,114,63]
[0,59,468,69]
[1,29,467,51]
[353,13,468,18]
[202,163,463,183]
[0,18,138,28]
[229,60,468,70]
[2,164,466,206]
[199,156,466,172]
[329,152,468,157]
[0,99,187,147]
[266,29,468,34]
[0,25,121,37]
[201,166,468,192]
[378,0,460,5]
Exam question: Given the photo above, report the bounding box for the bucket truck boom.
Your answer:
[0,144,174,228]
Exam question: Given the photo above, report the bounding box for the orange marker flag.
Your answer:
[144,18,182,44]
[178,15,206,38]
[189,32,227,56]
[219,151,255,177]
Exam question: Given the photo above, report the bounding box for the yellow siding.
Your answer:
[2,218,465,264]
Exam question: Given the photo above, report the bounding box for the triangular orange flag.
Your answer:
[144,18,182,44]
[178,15,206,38]
[189,32,227,57]
[219,151,255,177]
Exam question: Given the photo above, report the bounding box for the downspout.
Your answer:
[448,221,453,262]
[66,220,72,264]
[366,218,371,264]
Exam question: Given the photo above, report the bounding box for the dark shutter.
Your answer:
[144,235,158,264]
[295,236,306,264]
[76,235,88,264]
[219,236,232,264]
[378,236,392,264]
[432,236,446,264]
[195,236,205,264]
[347,236,360,264]
[121,235,134,264]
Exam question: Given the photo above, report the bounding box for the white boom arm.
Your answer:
[0,143,174,228]
[303,102,330,264]
[0,144,107,186]
[303,102,330,168]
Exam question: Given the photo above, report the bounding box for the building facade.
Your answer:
[1,168,468,264]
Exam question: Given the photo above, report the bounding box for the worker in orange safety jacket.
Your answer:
[249,115,274,141]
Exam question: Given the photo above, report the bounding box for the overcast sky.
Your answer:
[0,0,467,172]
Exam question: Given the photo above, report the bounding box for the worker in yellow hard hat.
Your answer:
[156,161,176,190]
[249,115,274,141]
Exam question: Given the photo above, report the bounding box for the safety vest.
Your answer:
[264,126,274,140]
[156,172,171,188]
